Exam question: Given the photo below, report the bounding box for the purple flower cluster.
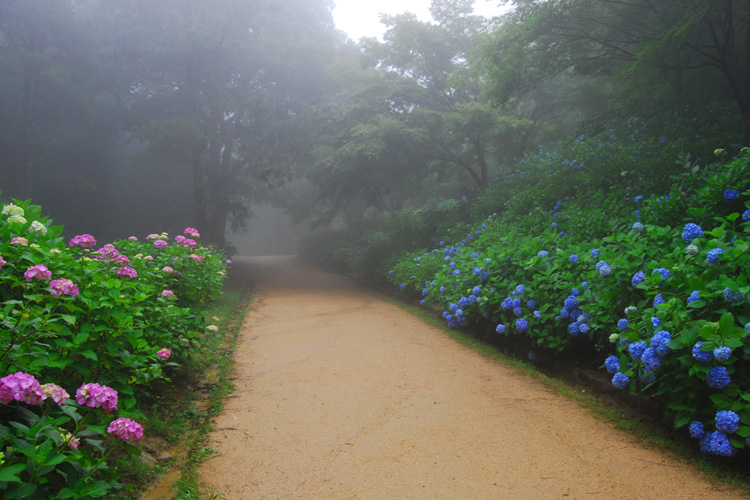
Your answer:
[25,264,52,282]
[41,383,70,405]
[69,234,97,248]
[0,372,44,405]
[49,278,79,298]
[76,383,118,413]
[116,267,138,278]
[93,243,120,261]
[107,417,144,442]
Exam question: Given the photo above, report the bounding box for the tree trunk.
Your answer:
[191,140,207,230]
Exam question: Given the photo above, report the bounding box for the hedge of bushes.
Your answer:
[0,196,228,498]
[385,148,750,458]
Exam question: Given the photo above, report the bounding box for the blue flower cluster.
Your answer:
[631,271,646,287]
[722,288,745,303]
[604,355,620,374]
[692,342,713,363]
[715,410,740,433]
[699,431,735,456]
[724,189,740,200]
[707,248,723,265]
[706,366,731,389]
[681,223,704,242]
[713,346,732,362]
[687,290,700,304]
[596,260,612,276]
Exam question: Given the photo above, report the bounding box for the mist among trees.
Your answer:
[1,0,747,248]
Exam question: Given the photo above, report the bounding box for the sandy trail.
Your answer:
[201,256,746,499]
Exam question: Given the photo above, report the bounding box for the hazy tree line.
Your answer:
[0,0,747,245]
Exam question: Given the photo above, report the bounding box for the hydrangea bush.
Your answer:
[384,148,750,458]
[0,196,228,497]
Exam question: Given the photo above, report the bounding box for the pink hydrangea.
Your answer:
[143,255,153,261]
[174,235,187,244]
[128,236,138,241]
[161,289,174,298]
[0,372,45,405]
[157,348,171,359]
[24,264,52,282]
[116,267,137,278]
[146,233,160,240]
[111,255,130,267]
[161,266,174,274]
[92,244,119,261]
[11,237,28,246]
[76,383,118,413]
[226,259,232,265]
[60,429,80,450]
[184,239,197,248]
[48,278,79,298]
[184,227,200,238]
[153,240,167,249]
[42,383,70,405]
[0,254,6,269]
[107,417,143,443]
[69,234,96,248]
[189,254,204,263]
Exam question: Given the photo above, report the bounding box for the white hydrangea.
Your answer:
[1,204,24,218]
[29,221,47,236]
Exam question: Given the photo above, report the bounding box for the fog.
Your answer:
[227,205,309,256]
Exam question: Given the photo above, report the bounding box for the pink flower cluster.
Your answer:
[153,240,167,249]
[0,254,5,269]
[161,289,174,298]
[189,254,204,263]
[111,255,130,267]
[69,234,96,248]
[76,383,118,413]
[25,264,52,282]
[128,236,138,241]
[60,429,80,450]
[184,227,200,238]
[161,266,174,274]
[107,417,143,442]
[174,235,197,247]
[116,267,138,278]
[11,236,28,246]
[157,348,171,359]
[93,243,120,261]
[49,278,79,298]
[42,383,70,405]
[0,372,45,405]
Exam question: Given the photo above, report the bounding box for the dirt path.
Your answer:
[200,256,747,499]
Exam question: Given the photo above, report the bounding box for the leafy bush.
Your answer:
[0,197,228,498]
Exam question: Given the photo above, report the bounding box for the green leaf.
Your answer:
[79,350,98,361]
[0,464,27,482]
[60,314,76,325]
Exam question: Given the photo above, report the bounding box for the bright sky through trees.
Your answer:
[332,0,510,40]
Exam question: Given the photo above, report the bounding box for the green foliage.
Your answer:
[0,196,228,497]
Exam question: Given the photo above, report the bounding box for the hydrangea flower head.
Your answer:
[7,214,26,225]
[41,384,70,405]
[692,342,713,363]
[650,331,671,356]
[617,318,629,331]
[707,248,723,265]
[609,333,619,344]
[537,250,549,258]
[93,244,119,260]
[689,421,705,439]
[631,271,646,287]
[723,288,745,303]
[2,203,24,218]
[628,341,647,361]
[472,286,481,296]
[69,234,97,248]
[514,284,526,295]
[107,417,144,442]
[724,189,740,200]
[687,290,701,304]
[569,254,579,263]
[516,318,528,332]
[632,222,644,232]
[590,248,600,259]
[513,306,523,317]
[29,221,47,236]
[682,223,704,242]
[604,355,620,374]
[162,266,174,274]
[700,431,735,456]
[116,267,138,278]
[706,366,731,389]
[715,411,740,433]
[496,323,506,334]
[612,372,629,389]
[206,325,219,332]
[184,227,200,238]
[161,289,174,298]
[49,279,79,298]
[686,244,699,256]
[596,260,612,276]
[157,348,171,359]
[60,430,80,450]
[713,346,732,362]
[24,264,52,282]
[153,240,167,249]
[653,294,665,306]
[0,372,44,405]
[112,255,130,267]
[743,208,750,221]
[568,322,580,336]
[76,383,118,413]
[654,268,670,284]
[641,347,662,372]
[11,237,28,246]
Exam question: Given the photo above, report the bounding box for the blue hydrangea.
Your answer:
[459,297,469,308]
[689,421,705,439]
[723,288,745,303]
[628,341,647,361]
[612,372,629,389]
[527,300,536,310]
[439,286,445,293]
[579,323,590,334]
[604,355,620,374]
[570,309,583,321]
[568,322,580,336]
[743,208,750,221]
[537,250,549,258]
[448,320,457,329]
[422,288,429,296]
[468,295,478,303]
[449,303,459,312]
[496,323,506,334]
[516,318,528,332]
[713,346,732,362]
[559,309,570,319]
[472,267,481,275]
[745,322,750,333]
[687,290,701,303]
[631,271,646,287]
[706,366,731,389]
[724,189,740,200]
[707,248,723,265]
[420,300,426,306]
[692,342,713,363]
[590,249,600,258]
[686,244,699,256]
[514,284,526,295]
[450,262,457,270]
[512,298,522,308]
[444,256,451,263]
[455,309,464,317]
[700,431,735,456]
[533,310,541,319]
[501,297,513,310]
[653,293,665,306]
[617,318,629,331]
[654,268,670,284]
[716,410,740,434]
[596,260,612,277]
[635,195,644,203]
[563,295,579,310]
[470,252,479,259]
[682,223,704,242]
[650,330,671,356]
[569,254,579,263]
[571,288,580,297]
[399,284,406,290]
[651,316,661,329]
[472,285,481,296]
[641,347,662,372]
[632,222,644,232]
[513,306,523,316]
